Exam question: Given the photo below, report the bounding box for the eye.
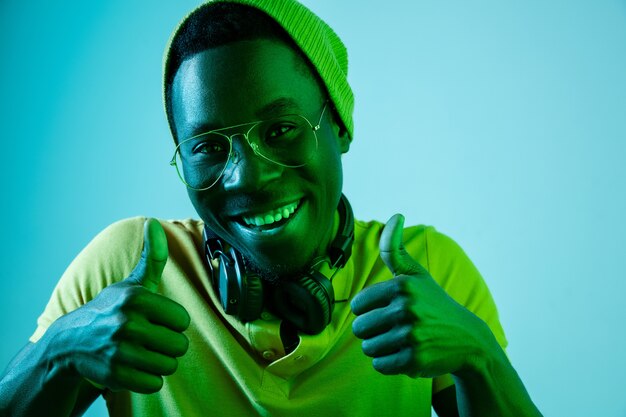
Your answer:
[267,124,296,139]
[193,140,227,155]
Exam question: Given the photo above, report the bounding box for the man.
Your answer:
[0,1,543,416]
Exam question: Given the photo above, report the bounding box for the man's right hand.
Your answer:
[50,218,190,394]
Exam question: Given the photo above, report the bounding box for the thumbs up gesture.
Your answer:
[52,219,191,393]
[124,218,170,292]
[351,214,495,378]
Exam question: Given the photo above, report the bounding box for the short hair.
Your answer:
[163,2,325,142]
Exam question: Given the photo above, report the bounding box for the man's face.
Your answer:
[171,39,349,280]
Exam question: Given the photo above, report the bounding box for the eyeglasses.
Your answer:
[170,102,328,191]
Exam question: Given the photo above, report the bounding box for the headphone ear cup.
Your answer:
[217,249,240,316]
[239,271,264,322]
[229,248,264,322]
[269,272,334,335]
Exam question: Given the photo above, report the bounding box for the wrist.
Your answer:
[451,327,543,417]
[456,319,507,381]
[39,318,82,381]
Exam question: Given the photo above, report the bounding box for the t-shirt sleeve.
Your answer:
[29,217,147,343]
[420,226,508,395]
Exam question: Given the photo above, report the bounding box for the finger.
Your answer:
[351,279,402,316]
[117,343,179,376]
[371,347,418,377]
[360,324,415,357]
[379,214,428,277]
[109,366,164,394]
[126,218,169,293]
[135,321,190,357]
[352,306,394,339]
[140,293,191,333]
[352,295,415,339]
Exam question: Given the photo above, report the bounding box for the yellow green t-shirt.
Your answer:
[30,216,507,417]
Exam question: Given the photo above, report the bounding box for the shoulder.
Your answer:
[33,217,205,337]
[88,217,204,247]
[57,216,205,298]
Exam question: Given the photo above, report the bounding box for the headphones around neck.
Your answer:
[204,194,354,335]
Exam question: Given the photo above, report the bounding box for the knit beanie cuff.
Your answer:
[163,0,354,141]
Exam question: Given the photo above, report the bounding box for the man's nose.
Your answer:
[221,135,283,191]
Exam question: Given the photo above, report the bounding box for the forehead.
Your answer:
[171,39,323,139]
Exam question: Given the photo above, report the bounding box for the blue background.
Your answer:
[1,1,625,416]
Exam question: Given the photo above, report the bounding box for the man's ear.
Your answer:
[330,107,351,153]
[338,125,350,153]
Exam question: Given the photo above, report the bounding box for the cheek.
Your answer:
[327,158,343,190]
[321,141,344,188]
[187,189,222,228]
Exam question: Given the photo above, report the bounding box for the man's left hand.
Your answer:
[351,213,495,378]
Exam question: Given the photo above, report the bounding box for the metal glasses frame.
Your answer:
[170,101,329,191]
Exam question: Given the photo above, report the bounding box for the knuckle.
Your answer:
[401,347,416,366]
[120,286,144,306]
[396,347,418,375]
[114,292,137,313]
[390,277,406,294]
[398,325,416,346]
[390,298,416,324]
[412,349,427,371]
[100,343,118,365]
[412,328,428,345]
[395,275,412,292]
[107,342,126,364]
[110,314,133,340]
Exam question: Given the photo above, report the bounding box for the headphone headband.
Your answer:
[203,194,354,333]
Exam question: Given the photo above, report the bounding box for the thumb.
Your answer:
[127,218,169,292]
[379,213,426,277]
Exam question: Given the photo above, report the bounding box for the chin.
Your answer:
[243,255,304,284]
[242,249,314,284]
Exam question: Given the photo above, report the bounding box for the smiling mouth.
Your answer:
[238,200,301,231]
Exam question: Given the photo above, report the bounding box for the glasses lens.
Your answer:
[174,132,231,190]
[249,114,318,167]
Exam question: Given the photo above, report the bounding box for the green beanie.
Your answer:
[162,0,354,141]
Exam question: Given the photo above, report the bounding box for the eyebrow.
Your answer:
[188,97,302,136]
[255,97,302,118]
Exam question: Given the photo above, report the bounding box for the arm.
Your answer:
[0,341,102,417]
[0,219,190,417]
[429,344,541,417]
[451,332,542,417]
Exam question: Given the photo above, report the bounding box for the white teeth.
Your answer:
[242,201,299,227]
